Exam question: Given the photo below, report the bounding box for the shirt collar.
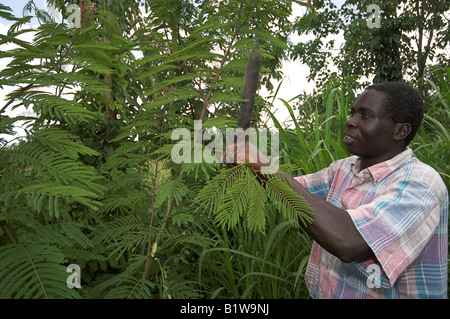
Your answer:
[351,148,413,185]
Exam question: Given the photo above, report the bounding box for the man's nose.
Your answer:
[345,114,357,128]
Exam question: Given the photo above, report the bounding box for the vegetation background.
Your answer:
[0,0,448,299]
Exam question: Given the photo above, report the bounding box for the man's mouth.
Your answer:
[343,131,357,144]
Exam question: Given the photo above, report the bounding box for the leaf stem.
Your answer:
[0,206,18,244]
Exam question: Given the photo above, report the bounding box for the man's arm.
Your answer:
[276,171,373,263]
[224,140,374,263]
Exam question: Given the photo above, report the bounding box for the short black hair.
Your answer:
[366,81,424,145]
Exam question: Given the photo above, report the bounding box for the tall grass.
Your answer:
[413,66,450,186]
[198,206,312,299]
[265,87,350,174]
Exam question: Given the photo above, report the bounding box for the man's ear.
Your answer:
[393,123,412,142]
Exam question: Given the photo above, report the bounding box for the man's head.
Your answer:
[344,82,424,168]
[365,81,424,145]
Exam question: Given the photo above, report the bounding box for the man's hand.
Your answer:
[223,140,272,173]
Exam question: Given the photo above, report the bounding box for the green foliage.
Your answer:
[292,0,450,96]
[412,66,450,186]
[197,212,312,298]
[193,164,313,232]
[0,0,311,299]
[266,87,350,175]
[0,243,81,299]
[0,0,448,300]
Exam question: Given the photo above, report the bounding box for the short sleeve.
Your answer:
[294,164,338,201]
[347,178,442,286]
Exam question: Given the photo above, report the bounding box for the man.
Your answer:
[228,81,448,298]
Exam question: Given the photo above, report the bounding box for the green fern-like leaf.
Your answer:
[194,165,313,232]
[93,215,144,246]
[247,181,268,232]
[23,221,93,249]
[214,171,257,230]
[265,175,313,227]
[92,270,155,299]
[22,92,97,124]
[193,165,249,216]
[156,179,191,207]
[0,243,81,299]
[5,127,106,215]
[33,127,101,159]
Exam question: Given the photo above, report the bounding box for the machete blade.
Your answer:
[236,39,262,131]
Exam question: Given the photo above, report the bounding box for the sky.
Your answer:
[0,0,45,25]
[0,0,345,140]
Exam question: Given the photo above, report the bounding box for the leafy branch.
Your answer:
[0,27,81,115]
[193,164,313,232]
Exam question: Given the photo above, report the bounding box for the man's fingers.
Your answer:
[222,141,272,172]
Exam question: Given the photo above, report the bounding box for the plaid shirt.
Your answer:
[295,148,448,299]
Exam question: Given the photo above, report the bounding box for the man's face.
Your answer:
[344,89,399,167]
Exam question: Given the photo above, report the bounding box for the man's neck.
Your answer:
[360,147,407,171]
